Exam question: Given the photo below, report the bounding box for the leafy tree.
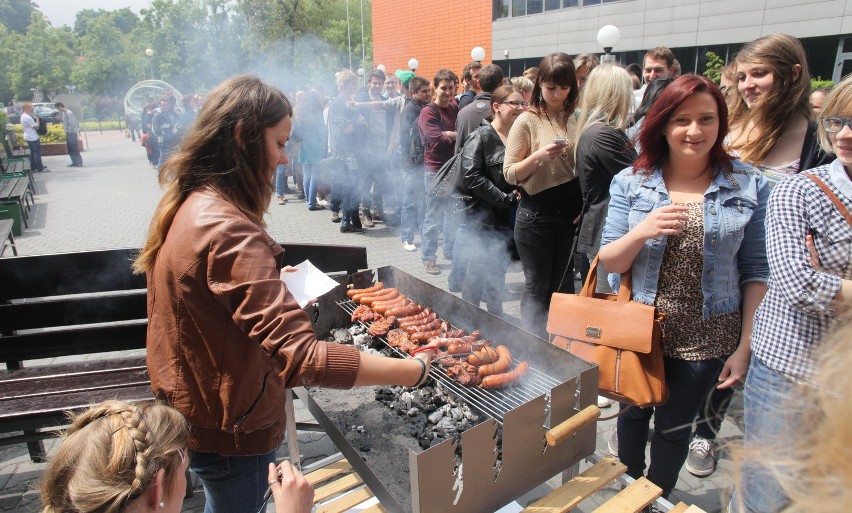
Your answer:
[0,0,36,34]
[6,12,75,99]
[703,51,724,85]
[74,8,139,36]
[72,12,138,96]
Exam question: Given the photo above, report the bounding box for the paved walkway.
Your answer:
[2,132,741,512]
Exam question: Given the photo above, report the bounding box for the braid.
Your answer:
[120,406,157,495]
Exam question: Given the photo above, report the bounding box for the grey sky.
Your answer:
[37,0,153,28]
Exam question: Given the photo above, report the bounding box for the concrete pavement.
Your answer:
[2,131,741,512]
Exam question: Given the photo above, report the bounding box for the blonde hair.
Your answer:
[336,69,357,89]
[728,34,811,165]
[816,73,852,154]
[40,400,188,513]
[574,64,634,155]
[733,318,852,513]
[510,76,534,93]
[133,75,292,274]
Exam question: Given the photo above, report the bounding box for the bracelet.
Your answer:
[411,357,428,387]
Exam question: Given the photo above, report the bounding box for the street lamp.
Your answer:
[357,67,365,85]
[408,58,419,72]
[471,46,486,63]
[596,25,621,64]
[377,64,386,73]
[145,48,154,79]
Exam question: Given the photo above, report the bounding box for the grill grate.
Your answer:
[336,299,562,425]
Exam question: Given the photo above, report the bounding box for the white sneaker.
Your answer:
[597,395,613,408]
[318,198,329,207]
[402,241,417,252]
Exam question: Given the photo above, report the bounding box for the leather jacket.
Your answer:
[460,124,517,227]
[146,188,360,456]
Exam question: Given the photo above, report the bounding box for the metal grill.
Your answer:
[336,299,565,425]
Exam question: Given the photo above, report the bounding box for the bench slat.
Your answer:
[0,322,147,363]
[0,293,146,332]
[0,367,148,402]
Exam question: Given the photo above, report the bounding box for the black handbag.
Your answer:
[426,152,464,198]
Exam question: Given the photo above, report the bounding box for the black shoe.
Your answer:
[297,193,306,200]
[340,223,352,233]
[67,164,76,167]
[350,225,365,233]
[308,205,325,211]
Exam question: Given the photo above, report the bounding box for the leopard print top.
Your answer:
[655,202,742,360]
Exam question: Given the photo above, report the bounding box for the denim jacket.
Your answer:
[600,160,770,320]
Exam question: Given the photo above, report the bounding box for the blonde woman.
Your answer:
[510,76,534,105]
[728,34,831,187]
[503,52,581,336]
[39,400,313,513]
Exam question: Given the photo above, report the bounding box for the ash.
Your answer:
[328,325,395,357]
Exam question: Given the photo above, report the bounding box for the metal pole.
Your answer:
[346,0,352,70]
[359,0,365,67]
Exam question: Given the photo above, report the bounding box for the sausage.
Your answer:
[372,297,408,315]
[359,288,399,306]
[386,303,422,318]
[481,362,529,389]
[410,328,444,343]
[347,282,383,299]
[353,287,395,303]
[404,318,442,334]
[397,308,431,324]
[428,337,464,348]
[445,329,466,338]
[399,312,438,328]
[478,345,512,377]
[468,346,499,365]
[461,331,481,343]
[447,339,489,355]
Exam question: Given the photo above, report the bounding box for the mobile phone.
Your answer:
[553,138,567,144]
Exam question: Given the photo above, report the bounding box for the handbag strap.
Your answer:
[805,173,852,227]
[581,255,632,303]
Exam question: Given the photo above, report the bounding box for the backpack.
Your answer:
[36,117,48,136]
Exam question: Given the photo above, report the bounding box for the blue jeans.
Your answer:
[275,165,288,198]
[26,139,44,172]
[189,449,276,513]
[462,223,512,314]
[302,162,319,208]
[421,171,456,262]
[729,355,796,513]
[448,220,470,291]
[400,167,425,242]
[617,356,726,497]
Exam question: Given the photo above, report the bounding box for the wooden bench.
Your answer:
[0,219,17,256]
[0,176,34,229]
[0,244,368,462]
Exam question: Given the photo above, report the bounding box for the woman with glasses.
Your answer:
[733,75,852,513]
[457,85,523,315]
[503,52,582,336]
[39,400,313,513]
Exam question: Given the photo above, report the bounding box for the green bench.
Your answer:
[0,177,33,232]
[0,219,15,256]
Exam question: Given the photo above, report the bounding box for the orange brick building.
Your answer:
[371,0,493,85]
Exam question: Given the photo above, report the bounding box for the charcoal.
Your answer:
[353,333,372,348]
[427,410,444,424]
[359,442,371,452]
[406,407,419,417]
[399,391,414,408]
[332,328,353,344]
[348,324,366,335]
[435,417,456,433]
[450,408,465,421]
[418,435,432,449]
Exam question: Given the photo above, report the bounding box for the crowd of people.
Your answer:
[35,31,850,513]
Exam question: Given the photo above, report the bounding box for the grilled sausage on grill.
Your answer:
[481,362,529,389]
[478,345,511,376]
[347,282,384,299]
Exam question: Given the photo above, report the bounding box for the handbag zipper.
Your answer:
[615,349,622,393]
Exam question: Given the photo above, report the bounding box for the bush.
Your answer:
[811,77,834,91]
[704,51,725,85]
[79,120,123,131]
[12,124,67,145]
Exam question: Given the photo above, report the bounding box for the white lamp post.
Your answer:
[408,58,419,72]
[377,64,386,73]
[596,25,620,63]
[145,48,154,79]
[357,67,365,85]
[471,46,486,63]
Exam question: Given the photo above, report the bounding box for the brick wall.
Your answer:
[372,0,493,85]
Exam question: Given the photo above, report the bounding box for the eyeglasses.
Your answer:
[501,101,529,108]
[821,117,852,133]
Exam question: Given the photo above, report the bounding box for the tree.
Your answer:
[72,12,138,96]
[6,12,75,99]
[703,51,724,85]
[74,7,139,37]
[0,0,36,34]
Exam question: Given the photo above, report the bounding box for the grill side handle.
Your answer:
[545,405,601,446]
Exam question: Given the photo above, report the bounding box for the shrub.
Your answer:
[703,51,725,85]
[12,124,67,145]
[811,77,834,92]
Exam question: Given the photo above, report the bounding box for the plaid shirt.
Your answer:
[751,160,852,382]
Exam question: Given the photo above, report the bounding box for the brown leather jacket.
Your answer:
[146,188,360,456]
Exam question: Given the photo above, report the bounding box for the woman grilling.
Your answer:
[598,75,769,500]
[133,74,434,513]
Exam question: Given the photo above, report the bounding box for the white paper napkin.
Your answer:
[280,260,340,308]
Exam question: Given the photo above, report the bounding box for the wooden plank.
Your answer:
[0,320,148,363]
[668,503,690,513]
[312,473,363,503]
[305,460,352,486]
[360,504,387,513]
[315,486,373,513]
[522,457,627,513]
[591,477,661,513]
[681,506,707,513]
[0,292,147,331]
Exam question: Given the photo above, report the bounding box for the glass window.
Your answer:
[528,0,543,14]
[512,0,526,17]
[843,37,852,54]
[493,0,510,19]
[545,0,561,10]
[564,0,578,6]
[583,0,602,5]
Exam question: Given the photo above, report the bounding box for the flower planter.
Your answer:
[13,139,84,156]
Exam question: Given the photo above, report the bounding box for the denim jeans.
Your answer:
[694,377,733,440]
[420,171,455,263]
[26,139,44,172]
[513,200,579,336]
[302,162,319,208]
[729,355,797,513]
[275,165,288,198]
[360,150,386,214]
[462,223,512,314]
[66,133,82,166]
[617,356,726,497]
[400,167,425,242]
[189,449,276,513]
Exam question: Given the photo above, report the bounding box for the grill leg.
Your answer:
[26,437,46,463]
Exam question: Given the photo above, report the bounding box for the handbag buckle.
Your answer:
[585,326,602,339]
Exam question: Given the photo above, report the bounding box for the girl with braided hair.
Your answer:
[40,400,313,513]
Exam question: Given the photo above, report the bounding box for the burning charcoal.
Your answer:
[332,328,353,344]
[456,420,471,432]
[435,417,456,433]
[427,410,444,424]
[422,403,437,414]
[399,391,414,408]
[348,324,366,335]
[353,333,372,348]
[406,407,419,417]
[418,435,432,449]
[463,408,479,422]
[450,408,465,421]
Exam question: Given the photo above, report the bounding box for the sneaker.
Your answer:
[642,505,663,513]
[331,211,342,223]
[297,192,306,200]
[423,261,441,275]
[597,395,613,408]
[686,436,718,477]
[361,212,375,228]
[341,224,364,234]
[308,205,325,211]
[607,430,618,457]
[372,210,384,222]
[318,199,330,207]
[402,241,417,252]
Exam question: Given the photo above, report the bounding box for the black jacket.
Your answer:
[576,123,637,255]
[455,92,493,154]
[801,120,833,171]
[461,124,517,227]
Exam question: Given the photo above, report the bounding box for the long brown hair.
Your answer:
[133,75,292,274]
[728,34,811,164]
[40,400,188,513]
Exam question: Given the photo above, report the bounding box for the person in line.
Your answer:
[133,75,435,513]
[510,76,534,105]
[398,76,431,252]
[598,75,769,501]
[503,52,582,336]
[290,89,327,211]
[573,53,599,93]
[152,96,180,170]
[327,69,367,233]
[626,76,675,148]
[39,400,314,513]
[809,86,829,116]
[457,62,482,109]
[732,74,852,513]
[142,103,160,168]
[457,85,523,315]
[55,102,83,168]
[20,103,47,173]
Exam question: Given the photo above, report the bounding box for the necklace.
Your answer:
[543,111,569,161]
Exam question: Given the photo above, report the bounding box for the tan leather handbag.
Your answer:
[546,256,668,408]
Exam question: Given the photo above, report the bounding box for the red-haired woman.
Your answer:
[598,75,769,498]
